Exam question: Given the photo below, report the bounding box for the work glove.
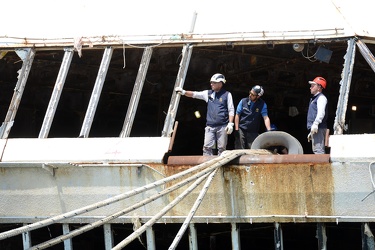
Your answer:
[310,124,318,135]
[307,132,312,142]
[225,122,234,134]
[175,86,186,96]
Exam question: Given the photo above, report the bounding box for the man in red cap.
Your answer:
[307,76,328,154]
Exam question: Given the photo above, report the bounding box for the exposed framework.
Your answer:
[1,38,375,249]
[1,38,375,139]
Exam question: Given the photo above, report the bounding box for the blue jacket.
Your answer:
[238,97,265,132]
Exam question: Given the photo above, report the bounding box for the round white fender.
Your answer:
[251,131,303,154]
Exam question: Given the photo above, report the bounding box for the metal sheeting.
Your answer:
[0,156,375,223]
[0,137,171,163]
[1,0,374,46]
[329,134,375,162]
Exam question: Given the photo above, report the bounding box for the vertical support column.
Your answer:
[119,46,153,137]
[104,224,114,250]
[39,48,74,138]
[62,224,73,250]
[161,44,193,137]
[146,226,156,250]
[79,46,113,138]
[333,38,356,135]
[274,222,283,250]
[22,224,32,250]
[188,223,198,250]
[0,48,35,139]
[361,223,375,250]
[316,222,327,250]
[231,223,241,250]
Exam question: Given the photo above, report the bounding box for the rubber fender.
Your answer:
[251,131,303,154]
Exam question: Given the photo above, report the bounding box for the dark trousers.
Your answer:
[234,128,258,149]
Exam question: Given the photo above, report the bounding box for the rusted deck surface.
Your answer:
[167,154,330,165]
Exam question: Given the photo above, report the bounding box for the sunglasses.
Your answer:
[249,92,258,97]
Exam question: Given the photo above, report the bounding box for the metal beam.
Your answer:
[0,48,35,139]
[62,224,72,250]
[146,227,156,250]
[79,47,113,138]
[161,44,193,137]
[22,224,32,250]
[356,39,375,73]
[231,223,241,250]
[333,38,356,135]
[104,224,113,250]
[188,224,198,250]
[274,222,283,250]
[39,48,74,138]
[120,46,153,137]
[316,223,327,250]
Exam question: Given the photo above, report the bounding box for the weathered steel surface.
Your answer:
[166,162,335,223]
[0,159,374,224]
[168,154,330,165]
[0,134,374,225]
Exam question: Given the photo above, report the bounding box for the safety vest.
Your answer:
[206,89,230,127]
[307,93,328,130]
[238,97,265,132]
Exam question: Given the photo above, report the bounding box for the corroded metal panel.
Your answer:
[168,154,330,165]
[1,158,375,224]
[167,163,334,222]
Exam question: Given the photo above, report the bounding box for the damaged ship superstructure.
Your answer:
[1,1,375,249]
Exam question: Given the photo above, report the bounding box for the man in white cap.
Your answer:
[175,73,235,156]
[307,76,328,154]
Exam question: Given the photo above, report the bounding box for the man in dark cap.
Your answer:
[234,85,271,149]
